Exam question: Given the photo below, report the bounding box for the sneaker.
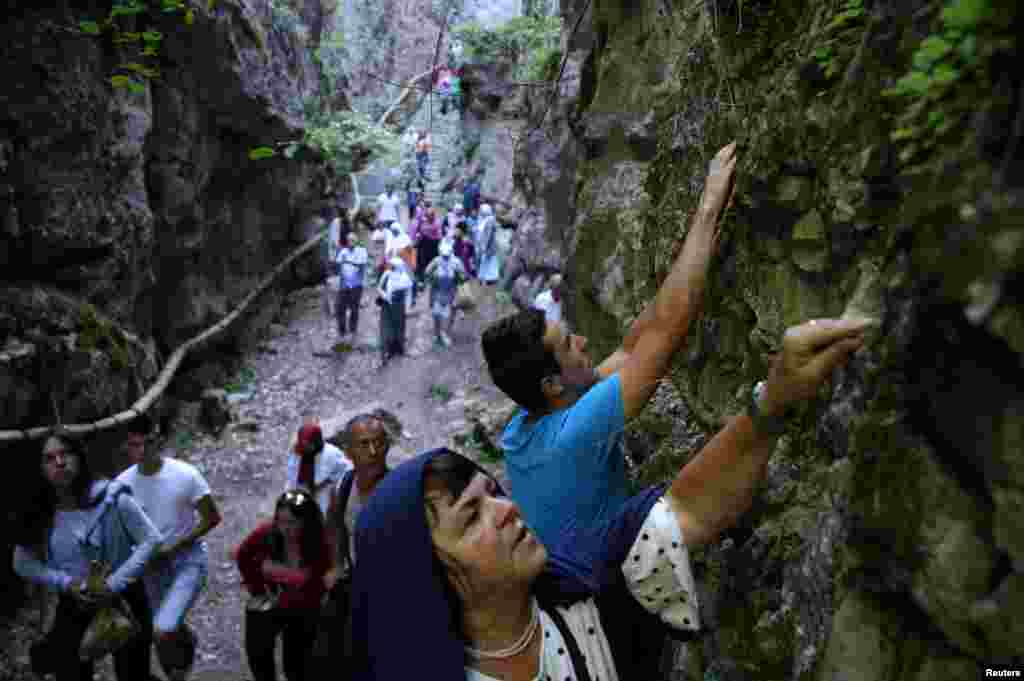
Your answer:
[441,332,452,348]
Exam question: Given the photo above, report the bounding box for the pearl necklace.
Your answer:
[464,599,540,660]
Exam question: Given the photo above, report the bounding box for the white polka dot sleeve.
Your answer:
[620,496,700,632]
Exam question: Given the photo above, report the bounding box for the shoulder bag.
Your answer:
[311,470,357,662]
[78,560,142,661]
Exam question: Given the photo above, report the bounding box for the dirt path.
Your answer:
[177,262,516,680]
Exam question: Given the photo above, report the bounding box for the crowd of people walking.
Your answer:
[12,143,878,681]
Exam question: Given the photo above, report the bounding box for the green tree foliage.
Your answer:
[453,14,562,81]
[522,0,557,19]
[881,0,1009,163]
[75,0,199,93]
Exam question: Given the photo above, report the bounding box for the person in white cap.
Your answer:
[376,257,414,366]
[533,272,563,324]
[424,239,468,348]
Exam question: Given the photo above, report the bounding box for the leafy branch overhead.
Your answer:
[76,0,204,94]
[453,14,562,82]
[248,109,398,175]
[882,0,1008,164]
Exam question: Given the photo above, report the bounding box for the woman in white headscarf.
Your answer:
[475,204,500,285]
[376,257,414,366]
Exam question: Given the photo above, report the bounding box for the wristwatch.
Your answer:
[747,380,787,437]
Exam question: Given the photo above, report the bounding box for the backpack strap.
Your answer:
[543,605,593,681]
[331,470,357,572]
[82,481,130,547]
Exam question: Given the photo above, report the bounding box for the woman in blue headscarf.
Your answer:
[347,316,872,680]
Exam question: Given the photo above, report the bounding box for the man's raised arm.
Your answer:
[605,142,738,420]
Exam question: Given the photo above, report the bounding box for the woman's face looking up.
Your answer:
[425,471,547,604]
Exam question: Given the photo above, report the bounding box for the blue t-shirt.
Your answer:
[500,372,631,550]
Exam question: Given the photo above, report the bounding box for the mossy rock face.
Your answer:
[816,591,903,681]
[514,0,1022,676]
[77,304,133,371]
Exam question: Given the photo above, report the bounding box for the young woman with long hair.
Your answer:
[13,433,161,681]
[235,489,331,681]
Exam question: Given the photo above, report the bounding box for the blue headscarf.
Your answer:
[349,448,668,680]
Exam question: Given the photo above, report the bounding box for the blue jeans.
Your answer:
[144,543,208,633]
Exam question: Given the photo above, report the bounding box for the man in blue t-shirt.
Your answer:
[482,142,740,549]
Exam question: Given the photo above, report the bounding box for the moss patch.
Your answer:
[77,303,132,371]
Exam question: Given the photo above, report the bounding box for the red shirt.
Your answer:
[234,520,330,611]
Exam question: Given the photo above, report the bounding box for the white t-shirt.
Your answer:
[533,289,562,324]
[285,443,352,515]
[377,193,401,223]
[466,497,699,681]
[118,458,212,547]
[337,246,369,289]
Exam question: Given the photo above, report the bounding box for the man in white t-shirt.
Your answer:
[336,232,369,339]
[376,187,401,230]
[117,415,222,681]
[533,273,563,324]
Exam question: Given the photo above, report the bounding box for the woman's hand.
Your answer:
[760,317,878,417]
[70,577,114,606]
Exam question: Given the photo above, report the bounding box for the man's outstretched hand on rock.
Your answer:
[760,317,878,417]
[698,141,739,230]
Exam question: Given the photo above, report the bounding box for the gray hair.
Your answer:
[339,411,395,449]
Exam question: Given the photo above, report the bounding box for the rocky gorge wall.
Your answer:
[508,0,1023,678]
[0,0,344,609]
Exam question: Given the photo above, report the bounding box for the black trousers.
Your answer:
[44,582,152,681]
[415,238,440,301]
[245,607,319,681]
[379,289,408,361]
[336,286,363,334]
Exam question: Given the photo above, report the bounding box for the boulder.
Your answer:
[199,388,231,434]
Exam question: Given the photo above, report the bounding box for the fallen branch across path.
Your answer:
[0,228,328,443]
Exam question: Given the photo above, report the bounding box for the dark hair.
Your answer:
[423,452,504,646]
[481,308,560,412]
[269,489,327,566]
[17,435,97,547]
[126,412,154,436]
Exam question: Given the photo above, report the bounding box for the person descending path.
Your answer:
[424,240,468,349]
[412,206,444,307]
[415,131,431,181]
[316,413,395,676]
[14,434,160,681]
[336,232,369,340]
[453,225,477,280]
[376,257,414,367]
[286,419,352,516]
[117,414,222,681]
[235,489,330,681]
[532,273,563,324]
[375,186,400,233]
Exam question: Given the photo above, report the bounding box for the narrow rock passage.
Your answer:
[171,266,516,680]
